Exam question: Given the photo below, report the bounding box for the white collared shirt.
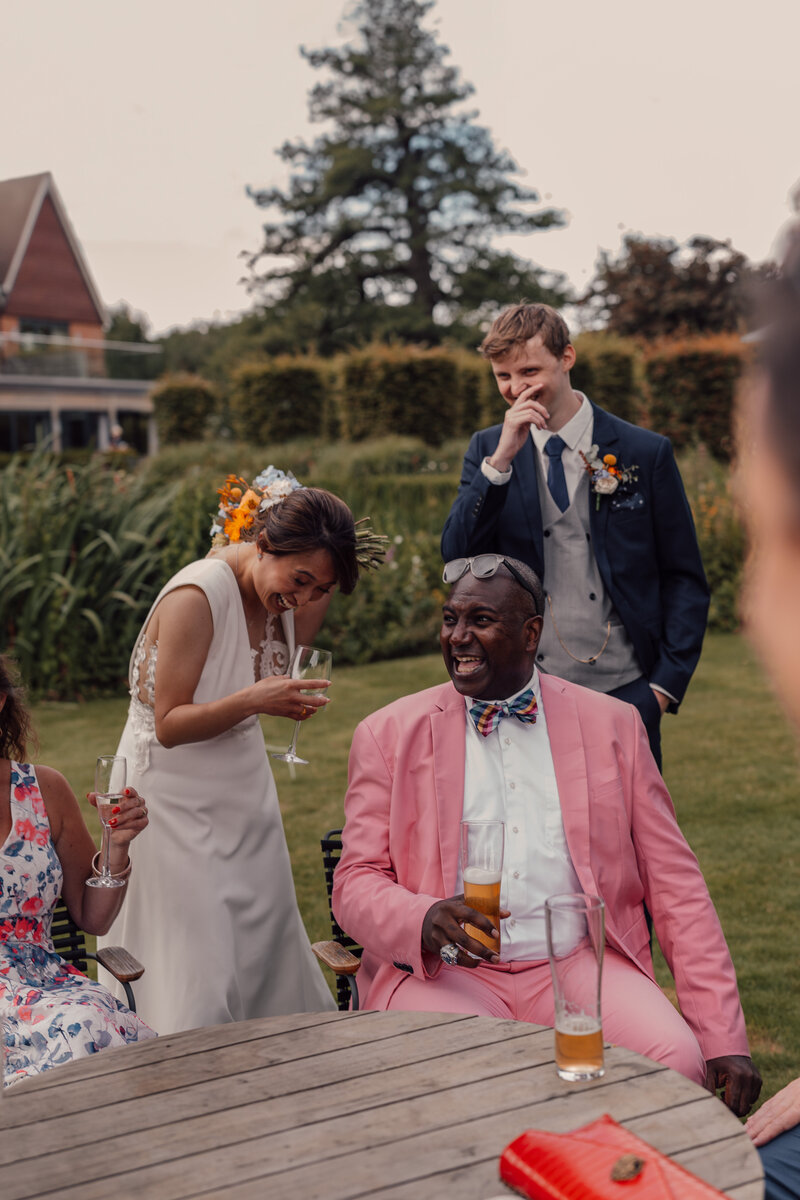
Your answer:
[458,669,581,960]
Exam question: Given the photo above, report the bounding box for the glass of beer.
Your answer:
[544,892,605,1081]
[460,820,504,953]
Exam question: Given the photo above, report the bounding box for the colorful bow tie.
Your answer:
[469,688,539,737]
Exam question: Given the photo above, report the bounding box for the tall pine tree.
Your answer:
[245,0,567,352]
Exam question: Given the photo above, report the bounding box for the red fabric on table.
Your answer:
[499,1113,727,1199]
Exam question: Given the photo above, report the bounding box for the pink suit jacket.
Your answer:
[332,672,749,1061]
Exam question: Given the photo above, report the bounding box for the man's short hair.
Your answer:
[479,303,571,361]
[501,557,545,618]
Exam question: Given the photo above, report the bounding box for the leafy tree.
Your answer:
[582,234,774,340]
[245,0,568,352]
[104,303,163,380]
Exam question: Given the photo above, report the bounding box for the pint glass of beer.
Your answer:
[544,893,605,1081]
[460,820,504,952]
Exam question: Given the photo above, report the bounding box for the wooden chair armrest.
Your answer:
[311,941,361,976]
[94,945,145,983]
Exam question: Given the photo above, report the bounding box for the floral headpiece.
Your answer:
[209,464,388,570]
[210,466,301,548]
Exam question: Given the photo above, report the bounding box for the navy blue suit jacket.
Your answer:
[440,403,710,708]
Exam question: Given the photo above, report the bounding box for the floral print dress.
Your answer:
[1,762,155,1089]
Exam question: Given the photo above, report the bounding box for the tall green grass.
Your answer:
[2,436,745,696]
[0,449,179,698]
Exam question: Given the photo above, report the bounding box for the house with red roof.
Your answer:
[0,172,158,453]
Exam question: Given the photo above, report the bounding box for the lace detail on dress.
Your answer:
[251,613,290,681]
[128,635,158,774]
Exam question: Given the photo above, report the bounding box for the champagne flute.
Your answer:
[86,754,128,889]
[271,645,332,765]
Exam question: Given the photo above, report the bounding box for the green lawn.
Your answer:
[31,632,799,1107]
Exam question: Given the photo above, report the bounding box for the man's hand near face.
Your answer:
[487,386,550,473]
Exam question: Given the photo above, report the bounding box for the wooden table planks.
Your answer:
[1,1010,764,1200]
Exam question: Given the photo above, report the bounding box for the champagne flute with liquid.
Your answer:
[271,646,332,766]
[86,755,127,889]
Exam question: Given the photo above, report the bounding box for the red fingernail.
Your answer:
[112,806,121,815]
[109,818,118,827]
[124,788,132,797]
[86,792,92,799]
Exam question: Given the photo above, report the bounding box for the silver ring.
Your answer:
[439,942,459,966]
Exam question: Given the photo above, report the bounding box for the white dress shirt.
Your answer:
[458,668,581,960]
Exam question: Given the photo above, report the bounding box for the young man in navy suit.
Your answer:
[441,304,709,768]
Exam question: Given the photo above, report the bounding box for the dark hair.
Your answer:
[755,222,800,502]
[0,656,36,762]
[501,557,545,619]
[253,488,359,595]
[479,303,572,360]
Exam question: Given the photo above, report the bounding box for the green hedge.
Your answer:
[152,373,218,445]
[644,336,749,460]
[572,333,642,425]
[229,357,336,443]
[340,345,462,444]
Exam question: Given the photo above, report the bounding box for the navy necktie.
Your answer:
[544,435,569,512]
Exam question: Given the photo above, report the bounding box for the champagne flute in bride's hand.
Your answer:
[86,755,127,888]
[271,646,332,766]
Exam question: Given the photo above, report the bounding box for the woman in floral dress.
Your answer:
[1,656,155,1088]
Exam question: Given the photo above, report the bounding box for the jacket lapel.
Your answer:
[430,688,468,894]
[539,674,598,898]
[587,404,621,586]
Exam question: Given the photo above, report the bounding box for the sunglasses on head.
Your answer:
[442,554,540,607]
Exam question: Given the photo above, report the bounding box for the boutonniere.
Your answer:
[579,445,639,510]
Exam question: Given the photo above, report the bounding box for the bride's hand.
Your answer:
[249,675,331,720]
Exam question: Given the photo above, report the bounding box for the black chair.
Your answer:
[310,829,362,1011]
[51,897,144,1012]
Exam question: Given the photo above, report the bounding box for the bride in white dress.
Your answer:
[99,473,360,1033]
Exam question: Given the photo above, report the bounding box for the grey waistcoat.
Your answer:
[535,457,642,691]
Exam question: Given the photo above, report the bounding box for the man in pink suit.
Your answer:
[332,555,762,1116]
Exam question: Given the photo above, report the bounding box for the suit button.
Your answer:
[537,654,544,661]
[544,530,551,538]
[589,592,596,600]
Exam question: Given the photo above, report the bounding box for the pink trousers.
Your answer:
[385,946,707,1085]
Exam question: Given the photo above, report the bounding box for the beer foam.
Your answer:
[463,866,502,885]
[555,1013,601,1035]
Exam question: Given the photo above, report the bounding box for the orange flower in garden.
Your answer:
[603,454,617,467]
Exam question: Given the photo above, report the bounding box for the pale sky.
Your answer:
[5,0,799,336]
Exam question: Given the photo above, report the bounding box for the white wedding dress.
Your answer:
[98,558,335,1034]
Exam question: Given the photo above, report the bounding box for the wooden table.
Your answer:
[1,1009,763,1199]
